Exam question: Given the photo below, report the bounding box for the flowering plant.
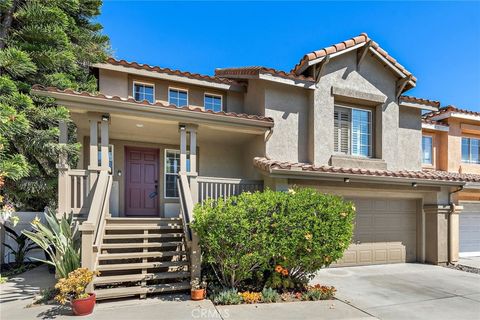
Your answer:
[239,291,262,304]
[55,268,97,304]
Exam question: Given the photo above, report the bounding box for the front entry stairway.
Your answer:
[92,217,191,300]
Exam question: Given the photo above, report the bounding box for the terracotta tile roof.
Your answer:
[291,33,417,86]
[254,157,480,183]
[423,105,480,120]
[100,58,243,86]
[400,95,440,108]
[215,66,314,82]
[31,85,274,125]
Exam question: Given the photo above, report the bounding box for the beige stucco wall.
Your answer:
[314,51,414,170]
[81,136,257,216]
[97,69,244,113]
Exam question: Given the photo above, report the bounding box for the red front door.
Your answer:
[125,147,159,216]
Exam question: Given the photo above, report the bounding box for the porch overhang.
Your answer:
[32,86,273,135]
[253,157,477,188]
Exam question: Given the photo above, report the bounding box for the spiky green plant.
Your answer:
[23,209,80,278]
[3,224,39,267]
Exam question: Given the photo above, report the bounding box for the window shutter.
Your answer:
[334,108,350,154]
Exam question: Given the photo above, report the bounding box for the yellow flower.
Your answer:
[288,189,296,194]
[304,233,312,241]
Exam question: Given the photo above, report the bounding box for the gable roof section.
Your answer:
[94,58,245,91]
[292,33,416,90]
[423,106,480,121]
[31,85,274,126]
[254,157,480,185]
[400,96,440,108]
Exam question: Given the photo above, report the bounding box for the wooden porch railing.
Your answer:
[197,176,264,203]
[68,169,90,214]
[177,173,193,247]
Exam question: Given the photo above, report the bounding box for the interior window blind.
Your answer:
[334,107,351,154]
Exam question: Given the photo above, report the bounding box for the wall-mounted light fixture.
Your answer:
[412,182,418,188]
[344,178,350,183]
[136,123,144,128]
[101,114,110,122]
[117,170,122,177]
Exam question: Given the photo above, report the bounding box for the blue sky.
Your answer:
[99,1,480,111]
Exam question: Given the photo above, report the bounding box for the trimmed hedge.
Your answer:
[191,188,355,289]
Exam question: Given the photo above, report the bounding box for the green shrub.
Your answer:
[192,188,355,289]
[212,289,242,305]
[261,287,280,303]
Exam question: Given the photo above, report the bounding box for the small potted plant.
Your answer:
[55,268,97,316]
[190,277,207,300]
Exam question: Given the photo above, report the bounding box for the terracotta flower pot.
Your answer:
[71,293,96,316]
[191,289,205,301]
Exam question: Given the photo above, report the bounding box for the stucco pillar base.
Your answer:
[448,204,462,264]
[424,204,450,265]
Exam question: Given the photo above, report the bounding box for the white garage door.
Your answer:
[334,198,417,267]
[459,202,480,257]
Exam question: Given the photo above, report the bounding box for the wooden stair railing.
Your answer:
[177,173,193,249]
[79,170,112,290]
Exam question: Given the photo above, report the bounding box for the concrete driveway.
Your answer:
[313,263,480,320]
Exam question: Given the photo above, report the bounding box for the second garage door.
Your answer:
[459,202,480,257]
[334,198,417,267]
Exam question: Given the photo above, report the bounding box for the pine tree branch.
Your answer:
[0,0,22,51]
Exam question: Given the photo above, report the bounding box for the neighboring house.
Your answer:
[32,33,480,300]
[422,107,480,257]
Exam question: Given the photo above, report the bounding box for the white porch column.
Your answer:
[88,116,99,191]
[57,120,70,217]
[179,125,187,173]
[100,118,109,171]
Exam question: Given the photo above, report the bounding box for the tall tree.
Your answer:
[0,0,110,210]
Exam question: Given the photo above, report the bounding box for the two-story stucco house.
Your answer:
[32,33,480,300]
[422,107,480,257]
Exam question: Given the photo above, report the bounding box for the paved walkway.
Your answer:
[459,256,480,269]
[2,263,479,319]
[313,263,480,320]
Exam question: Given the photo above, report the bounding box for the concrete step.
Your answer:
[93,271,190,285]
[96,260,189,271]
[103,233,184,240]
[101,241,183,249]
[98,251,187,260]
[94,281,191,300]
[105,224,183,231]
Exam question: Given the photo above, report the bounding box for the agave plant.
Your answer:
[23,209,80,279]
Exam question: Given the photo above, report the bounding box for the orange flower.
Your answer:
[281,269,289,276]
[275,265,283,273]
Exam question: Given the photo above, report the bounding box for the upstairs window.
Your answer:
[204,94,222,112]
[169,88,188,107]
[422,136,433,165]
[334,106,372,157]
[133,82,154,103]
[462,137,480,164]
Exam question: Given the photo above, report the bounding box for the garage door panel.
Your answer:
[459,202,480,255]
[334,198,417,267]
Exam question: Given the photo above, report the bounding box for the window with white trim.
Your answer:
[133,83,154,103]
[462,137,480,164]
[422,136,433,165]
[164,150,190,198]
[168,88,188,107]
[334,106,372,157]
[204,94,222,112]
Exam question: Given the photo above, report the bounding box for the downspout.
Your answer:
[448,186,464,264]
[264,128,273,160]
